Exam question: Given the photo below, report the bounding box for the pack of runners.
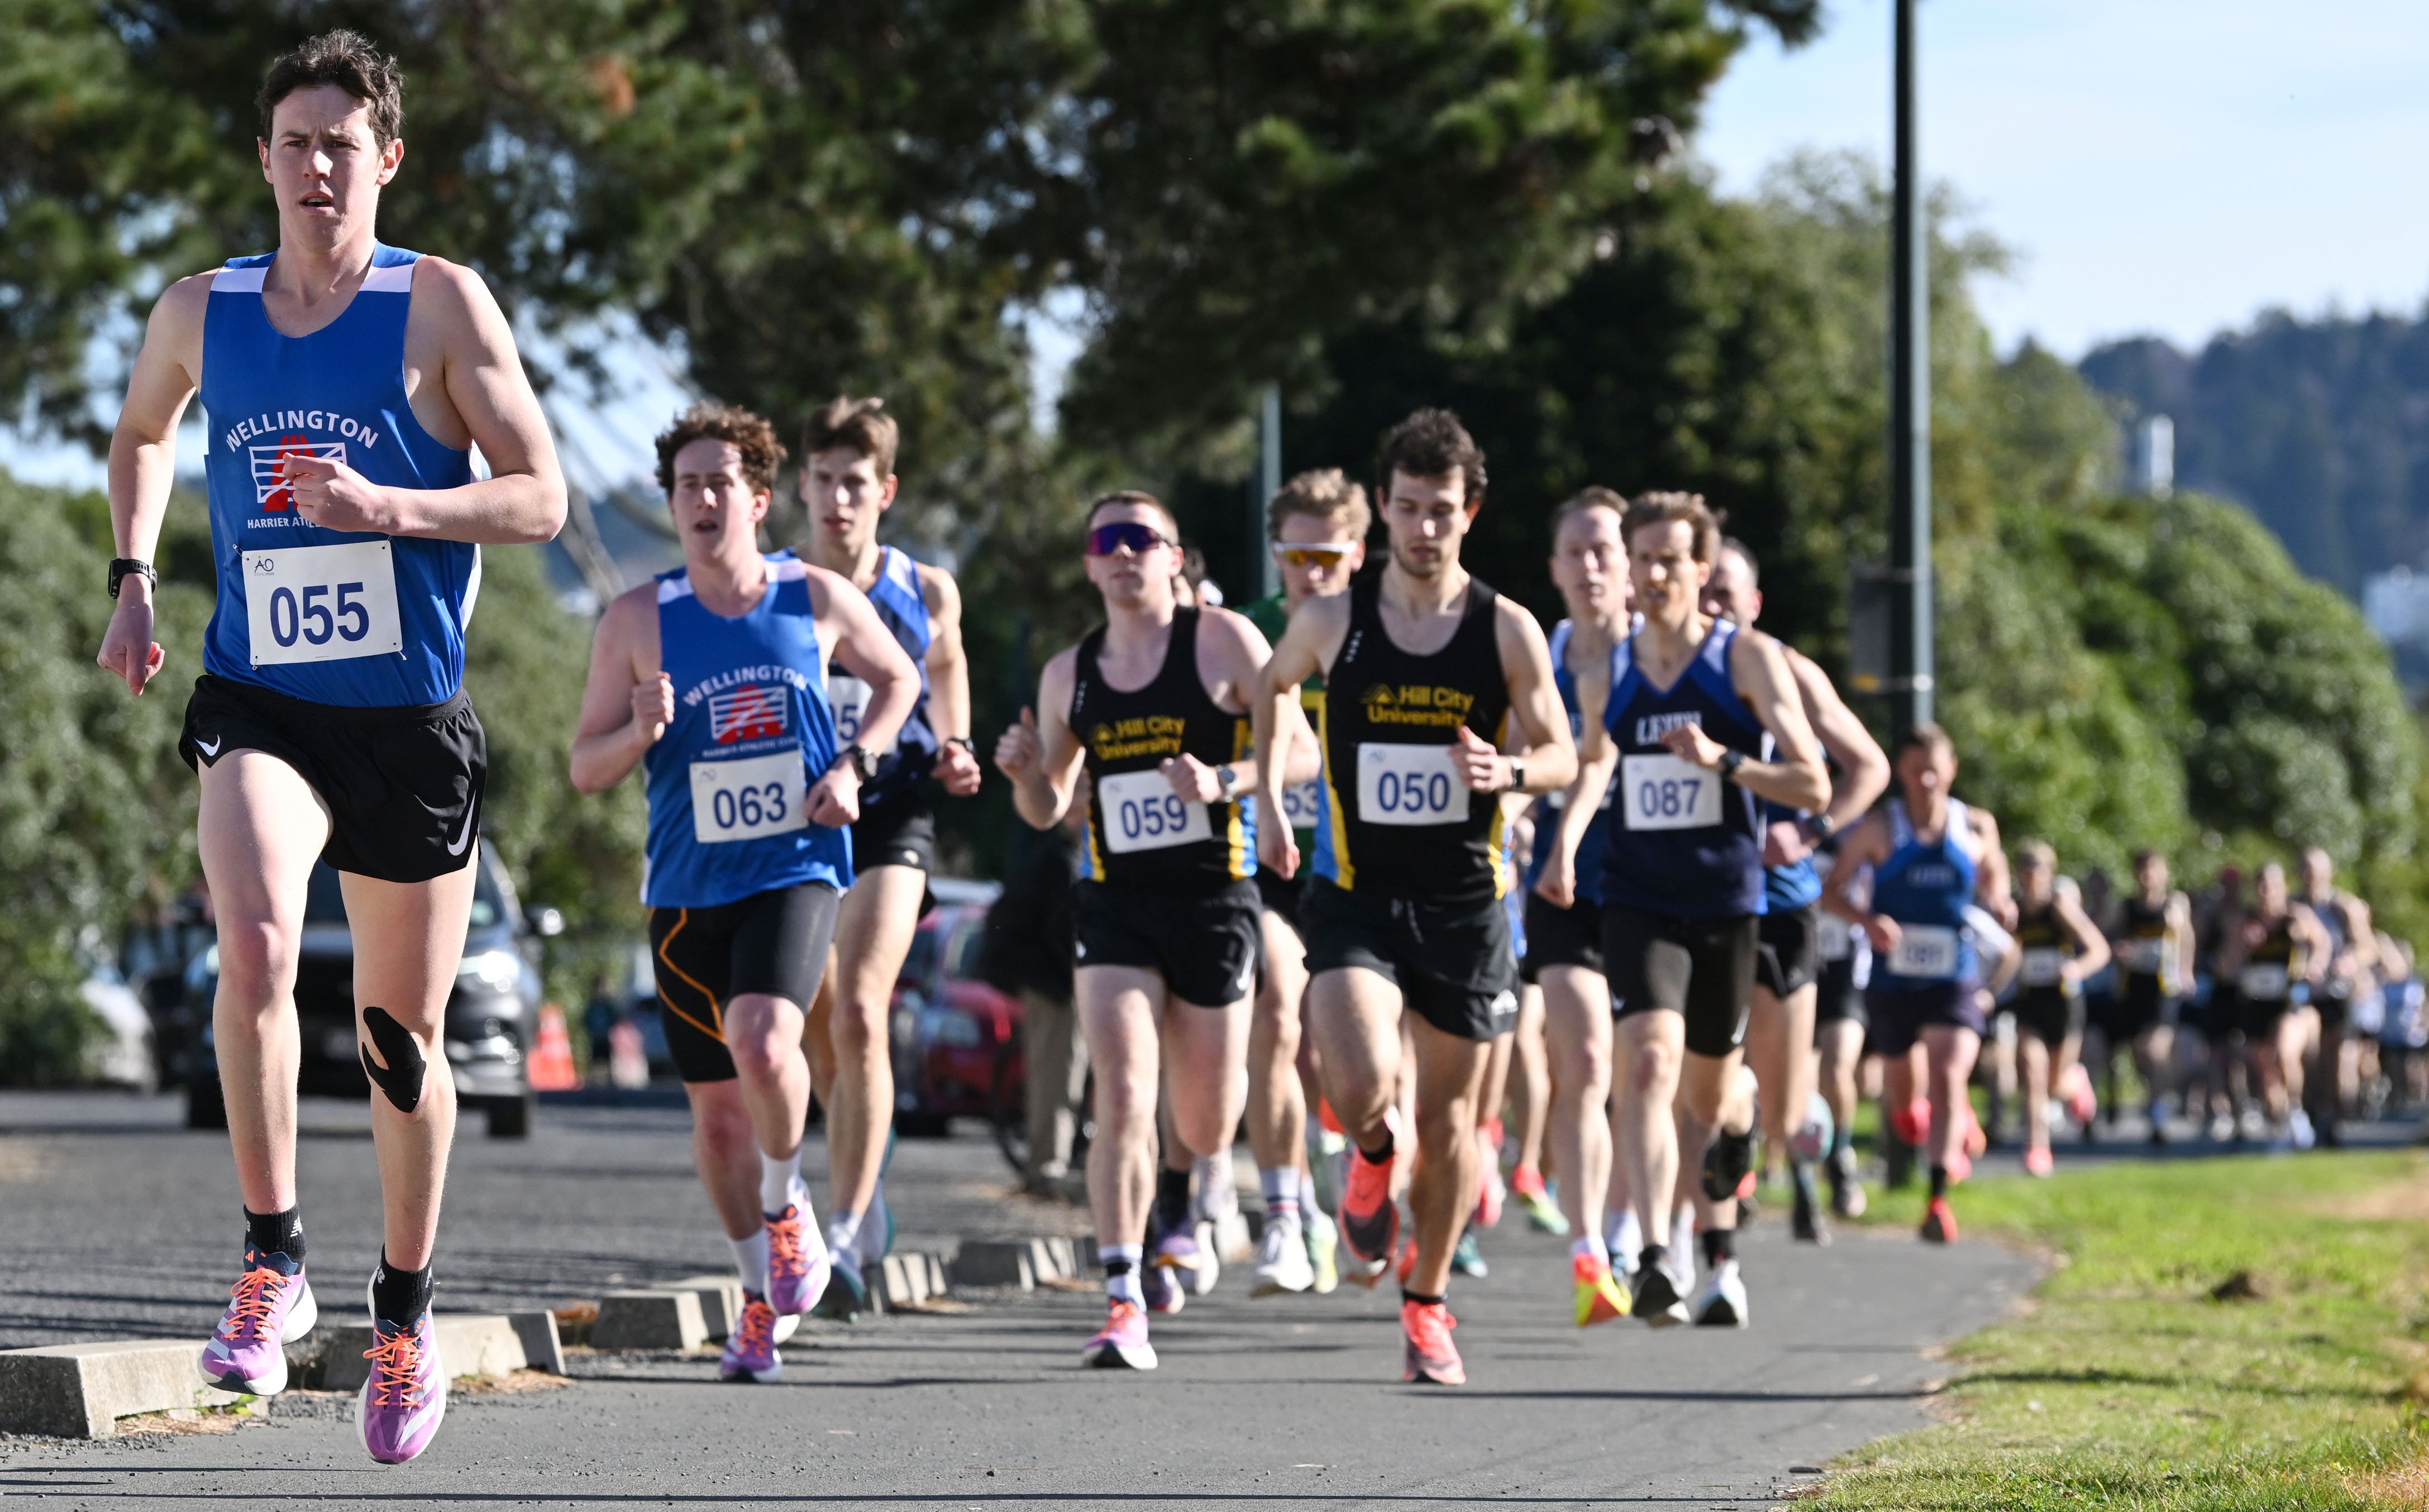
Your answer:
[102,28,2418,1466]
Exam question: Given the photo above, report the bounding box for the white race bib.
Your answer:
[2118,937,2166,975]
[1280,778,1326,832]
[242,542,403,666]
[2021,947,2065,988]
[827,673,871,744]
[2239,962,2290,1001]
[690,749,808,844]
[1620,753,1722,831]
[1888,924,1961,979]
[1819,912,1854,962]
[1357,743,1468,827]
[1098,768,1211,853]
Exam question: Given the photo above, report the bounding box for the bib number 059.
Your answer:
[1096,768,1211,854]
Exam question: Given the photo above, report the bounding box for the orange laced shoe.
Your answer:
[1401,1298,1464,1385]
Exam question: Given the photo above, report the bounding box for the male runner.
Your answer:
[1253,409,1577,1384]
[1238,468,1368,1297]
[571,404,919,1382]
[2190,866,2250,1142]
[1811,845,1873,1217]
[995,492,1309,1369]
[794,396,983,1315]
[1556,491,1827,1328]
[2221,860,2332,1150]
[2100,850,2192,1144]
[1701,538,1888,1243]
[98,31,565,1464]
[2298,846,2379,1147]
[1822,724,2013,1245]
[2007,842,2110,1174]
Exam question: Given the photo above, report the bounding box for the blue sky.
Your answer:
[14,0,2428,490]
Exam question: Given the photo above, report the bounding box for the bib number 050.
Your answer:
[1357,744,1466,826]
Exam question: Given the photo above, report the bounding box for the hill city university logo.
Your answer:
[709,685,790,744]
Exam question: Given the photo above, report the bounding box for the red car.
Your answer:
[889,878,1023,1136]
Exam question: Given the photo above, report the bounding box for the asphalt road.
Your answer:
[0,1089,2041,1510]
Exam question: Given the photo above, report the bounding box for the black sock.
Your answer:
[1639,1242,1668,1276]
[1103,1257,1134,1279]
[1929,1164,1950,1200]
[1700,1226,1735,1266]
[1788,1155,1817,1203]
[370,1253,433,1326]
[1401,1288,1445,1308]
[1359,1129,1395,1166]
[244,1205,304,1263]
[1154,1168,1192,1232]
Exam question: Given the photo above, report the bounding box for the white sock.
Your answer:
[1572,1232,1609,1265]
[759,1149,804,1216]
[1609,1208,1642,1262]
[1193,1152,1233,1221]
[730,1231,771,1298]
[1103,1242,1144,1306]
[1297,1165,1324,1218]
[1260,1166,1300,1227]
[825,1210,863,1265]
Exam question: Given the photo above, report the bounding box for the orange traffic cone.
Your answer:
[528,1002,579,1091]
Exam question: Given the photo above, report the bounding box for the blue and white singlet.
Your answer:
[1523,619,1622,908]
[1869,798,1981,989]
[823,545,937,808]
[1597,619,1771,918]
[199,244,480,707]
[642,557,852,908]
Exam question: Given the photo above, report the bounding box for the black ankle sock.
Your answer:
[370,1253,433,1325]
[1639,1242,1668,1275]
[1788,1156,1817,1202]
[1401,1288,1445,1308]
[1359,1129,1395,1166]
[1929,1165,1950,1200]
[1700,1226,1735,1265]
[1102,1257,1134,1279]
[245,1205,304,1262]
[1154,1168,1192,1231]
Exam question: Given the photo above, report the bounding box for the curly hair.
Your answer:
[1376,408,1487,507]
[655,402,787,496]
[257,30,404,148]
[1267,467,1371,542]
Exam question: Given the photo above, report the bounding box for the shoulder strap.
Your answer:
[1070,625,1108,724]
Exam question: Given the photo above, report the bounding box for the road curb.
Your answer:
[591,1290,707,1351]
[0,1340,250,1439]
[313,1314,528,1392]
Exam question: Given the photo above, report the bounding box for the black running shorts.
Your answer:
[180,673,485,886]
[1815,956,1867,1032]
[2012,987,2083,1051]
[850,791,936,874]
[1602,903,1758,1059]
[1864,980,1986,1058]
[1073,879,1262,1008]
[2105,973,2179,1039]
[1256,867,1305,935]
[1521,891,1604,983]
[1301,878,1520,1042]
[648,883,841,1084]
[2200,983,2242,1044]
[1755,903,1822,999]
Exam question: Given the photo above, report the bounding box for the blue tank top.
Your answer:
[1765,798,1824,911]
[1523,620,1620,908]
[1598,619,1770,919]
[641,557,852,908]
[1870,797,1980,989]
[199,245,480,707]
[825,545,938,810]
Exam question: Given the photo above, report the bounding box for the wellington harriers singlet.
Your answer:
[1072,607,1257,888]
[823,544,937,807]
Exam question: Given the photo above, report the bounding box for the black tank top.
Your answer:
[2014,901,2075,1001]
[2117,896,2170,983]
[1311,571,1511,904]
[1070,607,1255,892]
[2239,915,2302,1005]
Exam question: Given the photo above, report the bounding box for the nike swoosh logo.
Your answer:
[195,736,222,758]
[445,805,477,856]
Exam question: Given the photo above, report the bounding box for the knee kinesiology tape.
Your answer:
[359,1006,428,1114]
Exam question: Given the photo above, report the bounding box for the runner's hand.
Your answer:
[632,673,674,745]
[808,765,861,827]
[1257,815,1299,881]
[1449,725,1506,793]
[1864,913,1902,953]
[97,593,165,696]
[282,452,398,534]
[1763,819,1808,868]
[1658,722,1729,771]
[994,707,1041,777]
[1159,753,1223,803]
[1534,850,1575,910]
[932,739,984,796]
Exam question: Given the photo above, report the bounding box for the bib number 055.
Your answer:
[690,749,808,844]
[242,541,404,666]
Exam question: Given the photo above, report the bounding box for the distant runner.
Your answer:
[2006,841,2110,1175]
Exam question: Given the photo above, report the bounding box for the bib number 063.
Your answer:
[689,749,808,844]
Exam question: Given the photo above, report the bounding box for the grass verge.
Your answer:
[1809,1150,2429,1510]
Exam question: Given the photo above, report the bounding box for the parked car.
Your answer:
[889,878,1020,1136]
[170,843,561,1137]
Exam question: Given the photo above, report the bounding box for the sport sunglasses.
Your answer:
[1272,541,1357,568]
[1085,521,1176,557]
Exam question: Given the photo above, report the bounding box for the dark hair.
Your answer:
[801,395,899,477]
[1721,535,1759,586]
[1553,485,1628,535]
[1377,408,1486,507]
[1085,489,1180,542]
[1268,468,1371,540]
[1893,721,1954,761]
[2132,848,2164,870]
[257,31,404,148]
[1621,491,1723,563]
[655,402,787,495]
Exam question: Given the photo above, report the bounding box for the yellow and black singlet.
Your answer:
[2237,914,2304,1007]
[2013,901,2077,1003]
[1070,607,1255,890]
[1310,571,1511,904]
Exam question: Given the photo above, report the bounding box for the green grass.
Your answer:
[1810,1151,2429,1511]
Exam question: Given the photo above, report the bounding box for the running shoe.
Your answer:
[1826,1146,1867,1219]
[719,1293,782,1383]
[1338,1125,1401,1267]
[2146,1100,2170,1147]
[1701,1123,1758,1204]
[1888,1095,1931,1149]
[1667,1209,1696,1294]
[1920,1195,1958,1244]
[1141,1257,1185,1315]
[814,1253,870,1322]
[1251,1219,1314,1297]
[2290,1109,2317,1151]
[1791,1182,1830,1245]
[2061,1064,2098,1128]
[2207,1111,2236,1143]
[1082,1299,1157,1370]
[1187,1221,1223,1298]
[1607,1209,1643,1281]
[1630,1253,1690,1327]
[1690,1260,1749,1328]
[1509,1168,1569,1235]
[765,1203,831,1317]
[1962,1101,1988,1160]
[1343,1253,1391,1290]
[1305,1205,1340,1295]
[857,1176,896,1266]
[1572,1252,1630,1328]
[1450,1229,1488,1279]
[1150,1214,1209,1277]
[1400,1298,1465,1385]
[359,1284,445,1465]
[198,1247,317,1396]
[2022,1143,2054,1178]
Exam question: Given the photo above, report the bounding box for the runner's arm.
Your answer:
[1667,630,1827,812]
[1472,600,1576,796]
[819,570,922,760]
[1793,650,1889,830]
[569,588,666,793]
[1970,808,2014,921]
[996,653,1086,830]
[1166,607,1280,801]
[1250,594,1347,878]
[2058,889,2112,983]
[97,274,211,696]
[919,564,982,796]
[1535,634,1614,907]
[1821,816,1894,948]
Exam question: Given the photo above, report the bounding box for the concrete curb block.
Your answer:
[0,1341,250,1438]
[667,1276,745,1341]
[952,1237,1084,1290]
[317,1315,528,1393]
[590,1290,706,1352]
[507,1310,567,1375]
[872,1253,951,1310]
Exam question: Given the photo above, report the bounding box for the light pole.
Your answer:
[1248,382,1282,600]
[1888,0,1932,733]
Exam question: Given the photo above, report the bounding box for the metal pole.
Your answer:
[1252,382,1282,599]
[1889,0,1932,732]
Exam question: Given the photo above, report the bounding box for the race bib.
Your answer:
[1888,924,1960,979]
[827,673,871,744]
[2239,962,2290,1001]
[1621,753,1721,831]
[1819,911,1853,962]
[1280,778,1326,832]
[689,749,807,844]
[242,542,403,666]
[2118,937,2166,975]
[1098,768,1211,854]
[1357,743,1467,827]
[2021,947,2065,988]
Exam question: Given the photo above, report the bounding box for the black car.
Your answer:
[173,844,560,1137]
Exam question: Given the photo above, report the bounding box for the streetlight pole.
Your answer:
[1889,0,1932,733]
[1249,382,1282,600]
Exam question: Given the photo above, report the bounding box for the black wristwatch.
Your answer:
[109,558,156,599]
[1506,758,1527,794]
[1803,811,1837,845]
[1215,763,1241,800]
[1719,749,1746,782]
[943,735,976,755]
[834,744,881,782]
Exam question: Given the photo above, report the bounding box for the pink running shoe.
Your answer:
[198,1248,317,1396]
[2023,1143,2055,1178]
[719,1293,783,1383]
[359,1291,445,1465]
[764,1204,831,1317]
[1082,1298,1157,1370]
[2061,1063,2099,1128]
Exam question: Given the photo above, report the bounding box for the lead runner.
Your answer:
[96,31,566,1463]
